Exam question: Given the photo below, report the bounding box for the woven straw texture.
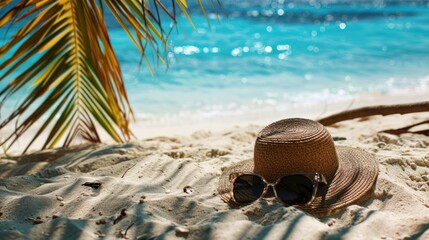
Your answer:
[217,118,378,216]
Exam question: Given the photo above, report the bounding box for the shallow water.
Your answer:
[1,0,429,120]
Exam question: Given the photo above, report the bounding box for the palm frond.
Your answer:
[0,0,222,153]
[1,0,132,152]
[103,0,218,69]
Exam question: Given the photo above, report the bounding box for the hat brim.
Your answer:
[217,146,378,216]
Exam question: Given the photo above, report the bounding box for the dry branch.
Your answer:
[317,101,429,126]
[381,120,429,135]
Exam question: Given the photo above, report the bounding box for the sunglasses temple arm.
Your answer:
[317,173,327,185]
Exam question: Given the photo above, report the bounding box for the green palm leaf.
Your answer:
[0,0,221,153]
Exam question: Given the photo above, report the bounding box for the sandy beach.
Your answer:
[1,93,429,239]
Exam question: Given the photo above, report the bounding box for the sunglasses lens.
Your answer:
[275,175,314,205]
[233,175,265,203]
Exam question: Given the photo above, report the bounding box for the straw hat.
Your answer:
[218,118,378,216]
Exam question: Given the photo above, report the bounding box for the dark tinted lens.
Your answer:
[233,175,265,203]
[275,175,314,205]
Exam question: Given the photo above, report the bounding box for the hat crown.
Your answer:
[253,118,339,182]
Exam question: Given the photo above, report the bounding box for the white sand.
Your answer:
[1,110,429,239]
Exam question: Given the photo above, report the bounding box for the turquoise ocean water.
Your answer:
[1,0,429,121]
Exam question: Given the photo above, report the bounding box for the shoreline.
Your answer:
[1,89,428,155]
[131,89,429,138]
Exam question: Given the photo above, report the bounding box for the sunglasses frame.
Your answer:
[229,172,327,206]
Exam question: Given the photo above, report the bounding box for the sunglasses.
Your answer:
[229,172,327,205]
